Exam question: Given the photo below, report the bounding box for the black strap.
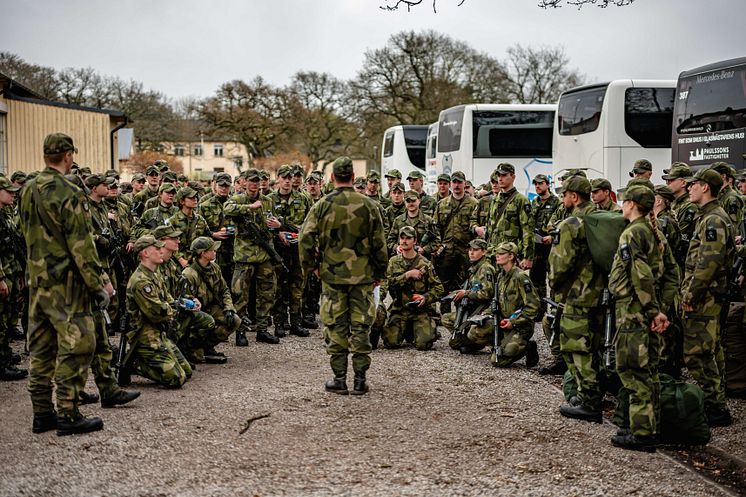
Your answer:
[440,196,467,238]
[495,189,519,221]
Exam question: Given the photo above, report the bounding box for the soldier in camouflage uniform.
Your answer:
[143,171,178,212]
[629,159,653,180]
[167,186,211,268]
[126,236,192,388]
[224,168,282,346]
[406,170,437,218]
[608,185,671,452]
[436,173,451,202]
[548,175,605,423]
[387,190,440,257]
[301,174,324,328]
[0,176,27,381]
[383,183,407,234]
[19,133,115,435]
[443,238,495,353]
[132,164,162,217]
[299,156,388,395]
[711,162,743,226]
[681,169,735,427]
[470,170,498,240]
[383,169,402,202]
[199,172,234,285]
[486,163,534,268]
[433,171,478,310]
[365,170,392,209]
[382,226,444,350]
[591,178,622,213]
[530,174,560,309]
[663,163,698,267]
[269,164,312,337]
[131,183,178,240]
[353,177,367,194]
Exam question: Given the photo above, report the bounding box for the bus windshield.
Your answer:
[438,107,465,153]
[558,86,607,136]
[472,110,554,158]
[403,127,427,169]
[675,64,746,135]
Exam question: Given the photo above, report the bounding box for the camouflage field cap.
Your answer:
[490,169,501,182]
[277,164,293,177]
[367,170,381,183]
[558,175,591,195]
[407,170,425,180]
[437,173,451,182]
[332,157,353,176]
[132,173,146,182]
[245,168,261,181]
[305,174,320,184]
[496,163,515,175]
[468,238,488,250]
[10,171,27,184]
[192,182,205,192]
[177,174,188,183]
[532,174,550,185]
[654,184,676,202]
[629,158,653,177]
[191,236,221,255]
[685,168,723,190]
[353,177,367,188]
[162,171,178,183]
[84,174,106,188]
[134,235,165,253]
[626,177,655,191]
[154,159,169,172]
[291,164,304,176]
[559,169,587,181]
[146,165,160,175]
[78,166,92,177]
[451,171,466,182]
[159,183,177,194]
[385,169,402,179]
[494,241,518,255]
[398,226,417,238]
[259,169,270,180]
[43,133,77,155]
[0,175,21,193]
[590,178,613,192]
[105,177,119,188]
[404,190,419,200]
[623,185,655,209]
[215,173,232,186]
[310,170,324,181]
[175,186,198,201]
[390,182,405,193]
[710,162,735,178]
[662,163,692,180]
[105,169,120,179]
[152,224,183,239]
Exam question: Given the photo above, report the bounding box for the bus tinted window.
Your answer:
[383,131,394,157]
[403,127,428,170]
[558,86,607,136]
[624,88,675,148]
[675,64,746,135]
[438,107,465,153]
[472,111,554,158]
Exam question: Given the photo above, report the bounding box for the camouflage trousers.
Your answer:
[273,250,303,326]
[560,304,604,410]
[382,309,437,350]
[175,310,216,361]
[435,247,469,295]
[529,245,550,314]
[493,325,534,368]
[132,327,192,388]
[203,305,240,343]
[232,261,276,333]
[0,278,21,366]
[659,307,684,376]
[541,288,562,359]
[614,309,662,437]
[443,308,489,349]
[303,271,322,318]
[683,295,727,411]
[27,281,96,416]
[320,282,375,378]
[90,310,119,399]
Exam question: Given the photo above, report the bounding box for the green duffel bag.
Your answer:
[581,210,628,275]
[659,373,711,445]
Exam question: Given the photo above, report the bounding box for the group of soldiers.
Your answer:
[1,132,742,448]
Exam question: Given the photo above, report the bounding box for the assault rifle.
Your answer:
[442,281,481,341]
[729,219,746,301]
[602,288,615,369]
[543,297,564,347]
[238,217,289,272]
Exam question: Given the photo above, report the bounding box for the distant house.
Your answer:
[0,71,129,176]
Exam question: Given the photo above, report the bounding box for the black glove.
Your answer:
[224,310,237,328]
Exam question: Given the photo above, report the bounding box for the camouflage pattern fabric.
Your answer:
[486,187,535,259]
[530,193,561,304]
[383,202,406,235]
[596,198,623,213]
[718,184,743,226]
[231,261,275,333]
[132,204,177,241]
[418,192,438,218]
[656,206,681,259]
[433,194,478,294]
[0,208,23,367]
[445,256,496,349]
[387,211,440,257]
[671,192,698,267]
[469,192,494,233]
[199,193,234,283]
[224,192,275,264]
[167,210,211,261]
[183,260,239,343]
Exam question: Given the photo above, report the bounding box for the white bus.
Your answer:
[381,125,429,192]
[553,80,676,191]
[434,104,556,200]
[672,57,746,170]
[425,121,438,195]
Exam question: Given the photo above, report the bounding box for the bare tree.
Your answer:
[503,45,584,104]
[0,51,59,99]
[380,0,465,13]
[538,0,635,8]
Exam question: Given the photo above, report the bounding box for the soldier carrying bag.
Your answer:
[580,210,628,275]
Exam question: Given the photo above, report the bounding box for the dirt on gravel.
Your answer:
[1,326,743,497]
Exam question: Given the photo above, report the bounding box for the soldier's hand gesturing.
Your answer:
[650,312,669,333]
[405,269,423,280]
[412,293,426,307]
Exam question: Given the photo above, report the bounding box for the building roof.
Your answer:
[0,71,45,99]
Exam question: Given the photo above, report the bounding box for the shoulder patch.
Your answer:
[523,203,531,214]
[523,278,532,293]
[620,243,631,261]
[706,225,717,242]
[82,201,89,212]
[486,271,494,282]
[143,285,153,294]
[552,231,560,245]
[684,209,695,223]
[730,202,739,215]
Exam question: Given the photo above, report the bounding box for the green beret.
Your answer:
[43,133,77,155]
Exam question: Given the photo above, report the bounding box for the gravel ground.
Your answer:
[0,325,742,497]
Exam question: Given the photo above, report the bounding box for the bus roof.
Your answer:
[678,56,746,78]
[383,124,430,132]
[440,103,556,113]
[559,79,675,97]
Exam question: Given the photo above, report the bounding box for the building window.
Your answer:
[174,144,185,157]
[193,144,203,156]
[214,167,225,173]
[214,144,224,157]
[232,156,243,169]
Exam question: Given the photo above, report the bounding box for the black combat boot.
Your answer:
[78,390,100,405]
[0,364,28,381]
[32,410,58,434]
[56,412,104,436]
[706,407,733,427]
[539,359,567,376]
[235,329,249,347]
[351,374,369,396]
[611,432,658,452]
[525,340,539,368]
[204,345,227,363]
[256,330,280,344]
[324,377,349,395]
[101,389,141,408]
[559,402,602,423]
[301,316,318,329]
[275,320,289,338]
[11,352,23,364]
[289,324,310,337]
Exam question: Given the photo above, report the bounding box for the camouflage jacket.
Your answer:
[656,206,681,261]
[497,265,540,332]
[224,192,275,265]
[167,210,211,261]
[487,187,535,259]
[18,167,108,290]
[0,207,24,281]
[89,199,112,270]
[126,263,174,346]
[672,192,698,249]
[718,184,743,226]
[682,199,735,307]
[463,256,496,305]
[608,217,666,325]
[298,187,388,285]
[434,194,478,250]
[531,193,561,234]
[366,192,391,209]
[418,192,438,218]
[158,254,185,298]
[596,198,623,213]
[383,202,407,234]
[385,252,444,312]
[132,186,159,217]
[387,211,440,257]
[132,203,178,241]
[548,200,604,308]
[469,192,494,233]
[268,189,311,230]
[183,260,235,313]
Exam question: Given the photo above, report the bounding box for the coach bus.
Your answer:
[672,57,746,170]
[553,80,676,191]
[380,124,429,192]
[435,104,555,200]
[425,121,438,195]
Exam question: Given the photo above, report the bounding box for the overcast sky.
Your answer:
[1,0,744,101]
